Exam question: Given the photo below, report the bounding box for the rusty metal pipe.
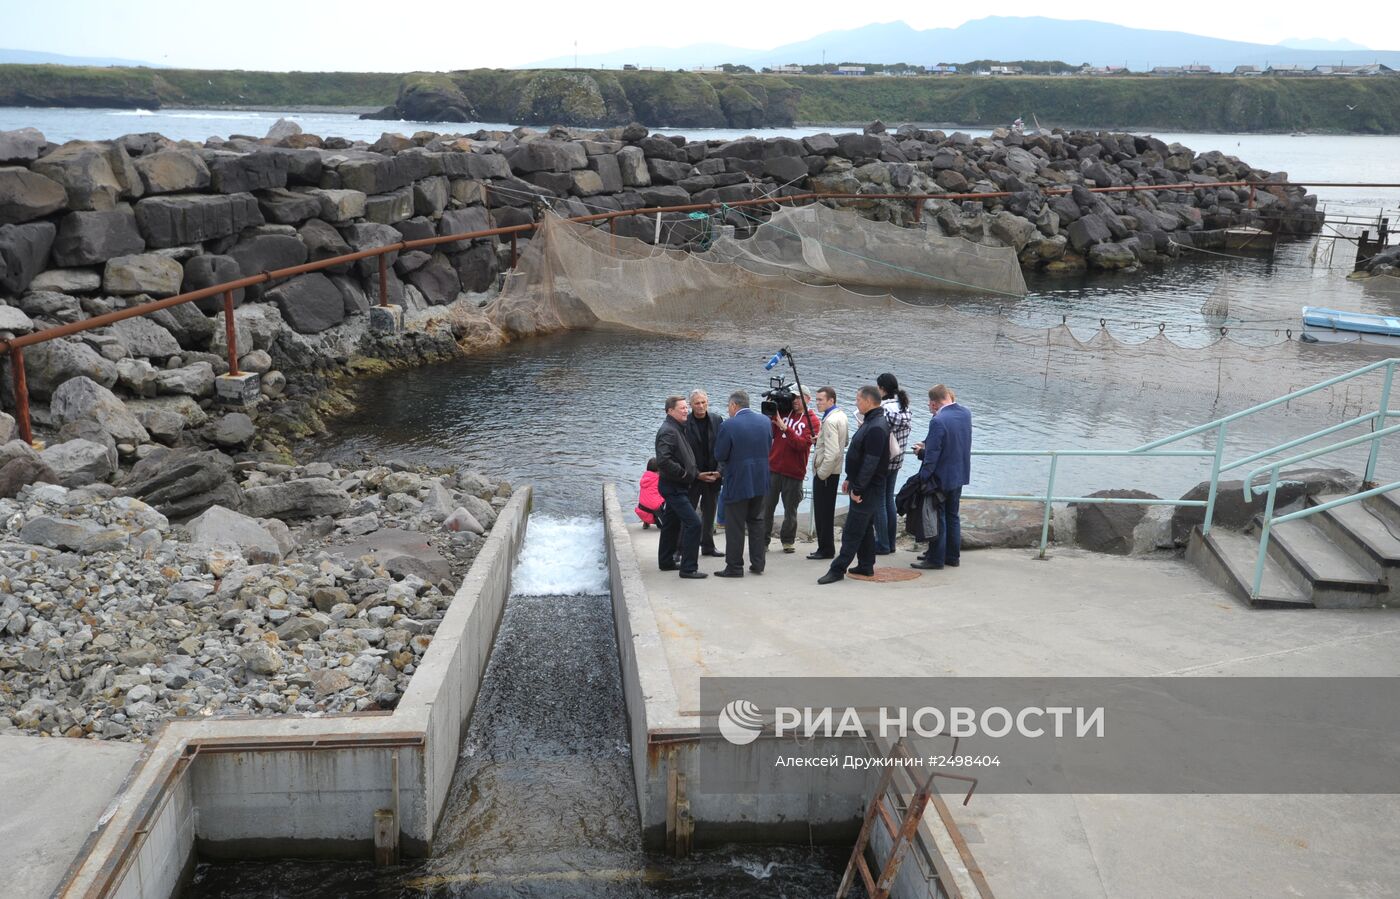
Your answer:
[378,254,389,307]
[11,346,31,445]
[223,290,240,377]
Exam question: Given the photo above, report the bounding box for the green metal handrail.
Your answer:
[1243,420,1400,598]
[957,358,1400,563]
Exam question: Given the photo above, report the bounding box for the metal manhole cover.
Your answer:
[848,568,923,583]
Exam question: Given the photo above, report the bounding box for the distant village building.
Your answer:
[929,64,958,75]
[772,64,803,74]
[1151,66,1184,76]
[1265,64,1312,76]
[1182,64,1213,74]
[690,66,723,73]
[835,65,866,76]
[1232,65,1261,75]
[1312,63,1395,76]
[989,65,1023,75]
[1079,65,1128,75]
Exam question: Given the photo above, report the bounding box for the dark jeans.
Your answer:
[830,486,881,575]
[763,472,804,546]
[872,471,899,553]
[926,487,962,567]
[723,494,767,573]
[658,483,701,574]
[811,473,839,556]
[688,480,722,554]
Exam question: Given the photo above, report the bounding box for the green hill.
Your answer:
[1,64,1397,134]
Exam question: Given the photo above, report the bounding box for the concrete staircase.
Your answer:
[1187,489,1400,609]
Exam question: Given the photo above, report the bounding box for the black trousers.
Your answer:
[658,483,701,574]
[830,489,880,576]
[811,473,839,556]
[688,480,722,554]
[723,494,767,573]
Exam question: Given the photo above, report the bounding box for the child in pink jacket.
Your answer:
[635,458,663,528]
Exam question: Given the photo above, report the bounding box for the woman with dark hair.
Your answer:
[874,372,912,554]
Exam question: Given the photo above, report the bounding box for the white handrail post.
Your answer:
[1250,467,1282,600]
[1038,454,1058,559]
[1365,360,1394,485]
[1203,421,1228,536]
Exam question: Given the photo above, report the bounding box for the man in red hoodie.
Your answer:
[763,392,820,553]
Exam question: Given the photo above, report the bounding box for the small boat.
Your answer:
[1302,306,1400,338]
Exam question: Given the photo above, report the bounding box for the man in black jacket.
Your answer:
[684,389,725,558]
[819,386,891,585]
[656,395,710,579]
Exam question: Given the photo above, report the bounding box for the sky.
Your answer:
[2,0,1395,72]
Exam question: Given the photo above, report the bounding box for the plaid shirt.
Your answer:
[882,397,913,471]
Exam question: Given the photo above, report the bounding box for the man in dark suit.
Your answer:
[684,389,725,558]
[819,386,891,585]
[712,390,773,577]
[655,394,711,580]
[912,385,972,570]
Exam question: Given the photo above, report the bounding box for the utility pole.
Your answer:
[574,41,578,68]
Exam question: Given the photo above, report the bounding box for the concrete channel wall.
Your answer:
[60,487,532,898]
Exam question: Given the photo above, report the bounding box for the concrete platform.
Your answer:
[0,735,143,899]
[611,490,1400,898]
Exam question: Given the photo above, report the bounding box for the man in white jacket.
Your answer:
[807,386,850,560]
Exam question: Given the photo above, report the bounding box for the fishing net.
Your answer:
[493,212,1397,432]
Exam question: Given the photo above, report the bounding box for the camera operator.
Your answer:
[764,389,820,554]
[684,389,725,558]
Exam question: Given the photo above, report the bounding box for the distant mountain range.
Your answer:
[525,17,1399,72]
[0,48,160,67]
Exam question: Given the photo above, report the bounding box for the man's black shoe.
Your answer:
[849,566,875,577]
[659,563,679,572]
[910,560,943,570]
[817,571,844,585]
[679,570,709,580]
[806,551,834,560]
[702,548,725,557]
[714,568,744,578]
[946,560,960,567]
[749,565,764,575]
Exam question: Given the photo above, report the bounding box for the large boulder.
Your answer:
[413,176,449,218]
[1087,241,1138,270]
[104,253,184,297]
[267,272,345,334]
[149,300,216,349]
[121,447,242,519]
[21,289,82,324]
[105,315,182,359]
[243,477,351,520]
[50,375,149,443]
[960,499,1051,549]
[0,128,45,165]
[208,412,255,449]
[0,304,34,333]
[364,185,415,225]
[228,231,309,294]
[298,219,353,274]
[407,259,461,305]
[339,223,402,278]
[1073,489,1158,555]
[450,243,498,293]
[1067,213,1112,253]
[616,146,650,187]
[186,504,286,563]
[21,340,117,400]
[133,149,211,195]
[0,166,67,224]
[29,142,125,210]
[39,438,116,486]
[438,206,489,251]
[256,187,323,225]
[155,362,215,397]
[1170,468,1361,544]
[302,188,366,223]
[181,253,245,316]
[51,207,146,266]
[28,268,102,294]
[334,154,429,195]
[507,140,587,174]
[201,150,290,194]
[0,446,58,498]
[0,221,56,294]
[134,193,263,248]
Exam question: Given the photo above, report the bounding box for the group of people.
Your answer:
[637,373,972,585]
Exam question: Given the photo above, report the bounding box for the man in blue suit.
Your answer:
[713,390,773,577]
[912,385,972,570]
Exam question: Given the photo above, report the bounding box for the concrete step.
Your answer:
[1187,527,1313,609]
[1363,487,1400,533]
[1267,518,1387,608]
[1310,494,1400,576]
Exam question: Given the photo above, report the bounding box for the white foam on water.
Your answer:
[510,515,608,596]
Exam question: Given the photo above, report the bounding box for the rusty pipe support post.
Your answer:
[912,198,922,223]
[223,290,240,377]
[378,254,389,307]
[510,233,518,270]
[10,345,32,445]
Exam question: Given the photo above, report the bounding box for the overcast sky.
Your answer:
[2,0,1393,71]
